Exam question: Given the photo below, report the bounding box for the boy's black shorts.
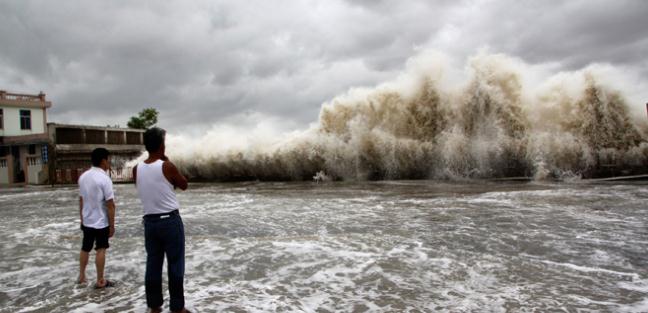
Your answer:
[81,225,110,252]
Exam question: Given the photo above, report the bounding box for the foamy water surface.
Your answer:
[1,181,647,312]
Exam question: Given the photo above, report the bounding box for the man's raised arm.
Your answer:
[162,160,188,191]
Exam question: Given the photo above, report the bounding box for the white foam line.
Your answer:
[1,283,41,293]
[542,260,640,280]
[568,294,622,307]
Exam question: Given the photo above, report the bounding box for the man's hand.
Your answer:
[109,225,115,238]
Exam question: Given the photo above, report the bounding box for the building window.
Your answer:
[20,110,31,130]
[28,144,36,155]
[0,108,3,129]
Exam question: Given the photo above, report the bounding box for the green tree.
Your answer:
[127,108,158,129]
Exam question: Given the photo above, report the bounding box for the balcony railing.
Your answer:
[0,90,46,102]
[55,167,135,184]
[26,156,41,166]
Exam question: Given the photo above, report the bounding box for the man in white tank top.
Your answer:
[133,127,189,313]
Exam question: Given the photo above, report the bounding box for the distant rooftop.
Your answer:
[0,90,52,108]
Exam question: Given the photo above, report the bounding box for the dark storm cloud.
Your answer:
[0,0,646,132]
[440,0,648,69]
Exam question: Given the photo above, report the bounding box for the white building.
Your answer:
[0,90,52,185]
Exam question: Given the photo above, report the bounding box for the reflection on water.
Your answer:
[1,181,647,312]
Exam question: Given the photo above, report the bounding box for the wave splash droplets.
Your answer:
[171,52,648,181]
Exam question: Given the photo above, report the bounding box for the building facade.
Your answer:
[48,123,144,184]
[0,90,51,185]
[0,90,145,186]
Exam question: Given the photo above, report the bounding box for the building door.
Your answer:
[11,146,24,183]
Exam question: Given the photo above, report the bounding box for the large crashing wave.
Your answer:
[172,53,648,181]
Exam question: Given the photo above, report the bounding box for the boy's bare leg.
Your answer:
[78,250,89,283]
[95,248,106,287]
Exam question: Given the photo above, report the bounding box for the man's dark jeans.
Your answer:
[144,211,185,311]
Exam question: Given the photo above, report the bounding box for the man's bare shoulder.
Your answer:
[162,160,179,170]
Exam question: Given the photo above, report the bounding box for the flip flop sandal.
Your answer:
[94,280,116,289]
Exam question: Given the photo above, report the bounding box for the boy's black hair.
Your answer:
[91,148,110,167]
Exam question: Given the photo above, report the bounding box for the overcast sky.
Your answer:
[1,0,647,134]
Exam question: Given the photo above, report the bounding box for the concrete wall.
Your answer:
[0,145,46,185]
[0,158,8,184]
[0,106,46,136]
[53,150,141,183]
[27,157,41,184]
[25,145,43,184]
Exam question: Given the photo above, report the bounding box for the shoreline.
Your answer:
[1,174,647,190]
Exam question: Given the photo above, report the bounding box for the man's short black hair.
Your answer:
[91,148,110,167]
[144,127,166,152]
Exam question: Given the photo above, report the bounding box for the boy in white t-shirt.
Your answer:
[77,148,116,289]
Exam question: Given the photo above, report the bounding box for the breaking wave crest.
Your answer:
[171,52,648,181]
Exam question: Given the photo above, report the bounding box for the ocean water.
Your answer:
[0,181,647,312]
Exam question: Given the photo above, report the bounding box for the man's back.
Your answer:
[136,160,179,215]
[77,148,115,289]
[79,167,113,229]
